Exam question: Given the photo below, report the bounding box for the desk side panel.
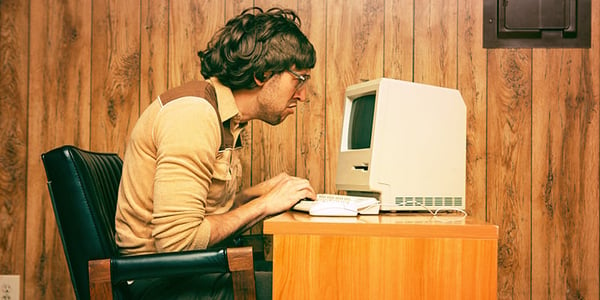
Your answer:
[272,235,497,300]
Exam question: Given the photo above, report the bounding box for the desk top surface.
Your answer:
[263,211,498,239]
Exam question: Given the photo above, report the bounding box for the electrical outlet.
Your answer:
[0,275,19,300]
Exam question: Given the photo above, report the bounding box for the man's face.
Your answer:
[255,68,311,125]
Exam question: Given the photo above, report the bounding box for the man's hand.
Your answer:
[234,172,311,205]
[259,174,316,216]
[251,173,290,195]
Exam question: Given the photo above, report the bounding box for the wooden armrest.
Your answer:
[227,247,257,300]
[88,259,112,300]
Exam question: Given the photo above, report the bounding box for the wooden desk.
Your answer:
[263,211,498,300]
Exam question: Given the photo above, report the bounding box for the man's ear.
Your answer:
[254,76,265,87]
[254,72,272,87]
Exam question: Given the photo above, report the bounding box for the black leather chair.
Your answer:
[41,145,256,300]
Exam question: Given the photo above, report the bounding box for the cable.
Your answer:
[400,200,468,222]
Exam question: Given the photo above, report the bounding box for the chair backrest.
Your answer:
[41,145,123,300]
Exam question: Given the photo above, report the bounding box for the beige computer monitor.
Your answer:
[335,78,467,212]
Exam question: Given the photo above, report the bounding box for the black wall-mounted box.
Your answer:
[484,0,591,48]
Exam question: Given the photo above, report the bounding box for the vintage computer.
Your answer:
[335,78,467,212]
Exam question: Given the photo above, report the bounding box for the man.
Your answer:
[114,7,317,299]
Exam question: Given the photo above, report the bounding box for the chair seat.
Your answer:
[41,145,256,300]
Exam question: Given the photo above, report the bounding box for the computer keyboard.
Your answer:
[293,194,380,216]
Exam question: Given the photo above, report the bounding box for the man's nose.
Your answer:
[294,85,308,102]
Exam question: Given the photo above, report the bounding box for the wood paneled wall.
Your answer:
[1,0,598,299]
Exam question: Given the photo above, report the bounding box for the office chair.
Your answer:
[41,145,256,300]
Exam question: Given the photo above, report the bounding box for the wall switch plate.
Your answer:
[0,275,20,300]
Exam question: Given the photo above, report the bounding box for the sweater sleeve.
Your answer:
[151,97,220,252]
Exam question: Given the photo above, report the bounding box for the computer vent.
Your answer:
[395,196,464,207]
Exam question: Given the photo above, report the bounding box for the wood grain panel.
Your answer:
[297,0,327,194]
[458,0,487,219]
[169,0,222,88]
[91,0,140,155]
[26,0,92,299]
[0,0,28,297]
[251,0,298,191]
[225,0,254,21]
[140,0,169,109]
[383,0,413,81]
[487,49,532,299]
[531,30,600,300]
[414,0,457,87]
[325,0,384,193]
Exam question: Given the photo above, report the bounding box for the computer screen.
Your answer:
[348,94,376,150]
[335,78,467,211]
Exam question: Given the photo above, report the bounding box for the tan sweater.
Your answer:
[115,79,245,255]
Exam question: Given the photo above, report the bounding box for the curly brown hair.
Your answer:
[198,7,316,91]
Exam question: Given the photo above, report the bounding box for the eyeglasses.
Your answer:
[286,69,311,90]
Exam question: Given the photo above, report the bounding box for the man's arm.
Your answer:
[151,99,221,252]
[206,174,315,247]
